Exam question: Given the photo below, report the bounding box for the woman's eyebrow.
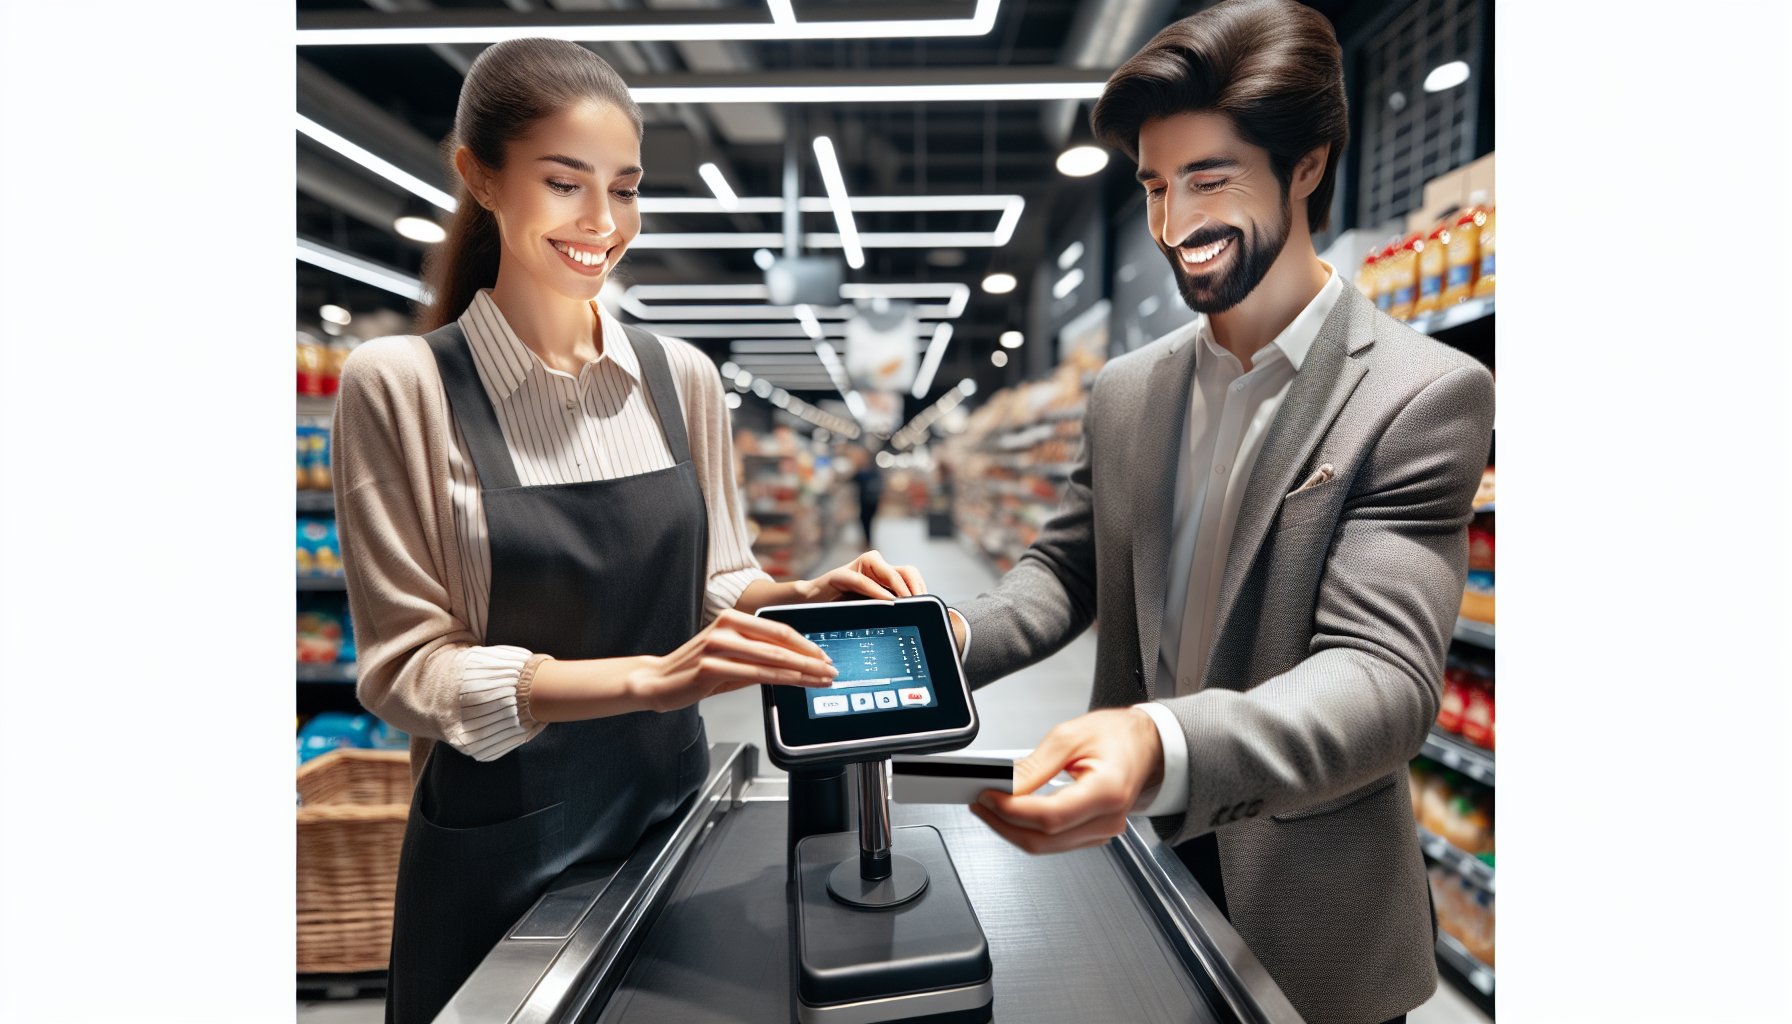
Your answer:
[538,154,594,172]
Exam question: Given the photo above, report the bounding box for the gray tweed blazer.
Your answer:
[960,284,1495,1024]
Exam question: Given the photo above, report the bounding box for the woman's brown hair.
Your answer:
[418,38,643,332]
[1090,0,1349,233]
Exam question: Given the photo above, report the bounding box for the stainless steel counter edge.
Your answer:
[434,741,757,1024]
[1109,819,1306,1024]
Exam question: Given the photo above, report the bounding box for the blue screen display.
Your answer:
[802,626,936,719]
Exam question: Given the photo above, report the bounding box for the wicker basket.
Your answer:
[297,749,412,974]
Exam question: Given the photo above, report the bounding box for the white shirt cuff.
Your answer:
[948,608,972,660]
[1131,701,1190,817]
[446,645,546,762]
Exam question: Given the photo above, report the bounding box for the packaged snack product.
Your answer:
[298,519,344,577]
[297,427,314,489]
[304,426,332,490]
[1470,206,1495,298]
[1374,243,1398,314]
[1468,521,1495,571]
[1386,235,1421,321]
[1355,250,1379,300]
[1438,667,1470,732]
[297,332,328,396]
[297,609,345,663]
[1414,222,1449,317]
[1460,569,1495,624]
[297,712,373,764]
[1442,208,1482,305]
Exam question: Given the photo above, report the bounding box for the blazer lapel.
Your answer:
[1130,329,1201,698]
[1202,289,1379,684]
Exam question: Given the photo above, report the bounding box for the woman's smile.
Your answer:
[549,237,613,273]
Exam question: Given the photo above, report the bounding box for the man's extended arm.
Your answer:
[975,363,1493,852]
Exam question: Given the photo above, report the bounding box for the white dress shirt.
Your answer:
[443,290,770,761]
[1134,266,1344,816]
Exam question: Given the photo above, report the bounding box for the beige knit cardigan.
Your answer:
[331,333,747,782]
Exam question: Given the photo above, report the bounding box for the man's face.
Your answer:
[1135,111,1292,314]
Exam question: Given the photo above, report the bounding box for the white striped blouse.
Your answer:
[444,289,769,762]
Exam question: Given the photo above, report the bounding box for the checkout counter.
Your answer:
[432,743,1306,1024]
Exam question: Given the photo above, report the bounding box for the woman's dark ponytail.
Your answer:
[418,38,642,332]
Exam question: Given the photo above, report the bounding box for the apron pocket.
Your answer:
[415,800,567,861]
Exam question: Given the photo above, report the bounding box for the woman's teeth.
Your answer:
[553,240,607,267]
[1179,238,1231,265]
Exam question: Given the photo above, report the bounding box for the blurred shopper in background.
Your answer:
[848,444,885,549]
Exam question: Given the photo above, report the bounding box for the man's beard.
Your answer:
[1162,193,1293,315]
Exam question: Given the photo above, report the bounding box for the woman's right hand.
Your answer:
[529,610,837,722]
[624,609,837,713]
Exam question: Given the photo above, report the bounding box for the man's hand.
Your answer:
[969,707,1165,854]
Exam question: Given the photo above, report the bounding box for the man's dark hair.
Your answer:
[1090,0,1349,233]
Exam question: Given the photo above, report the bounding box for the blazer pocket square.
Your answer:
[1286,463,1335,499]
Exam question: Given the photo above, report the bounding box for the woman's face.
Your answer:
[458,99,643,303]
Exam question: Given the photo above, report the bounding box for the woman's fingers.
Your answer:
[720,610,831,660]
[707,631,836,677]
[830,569,897,601]
[895,564,928,596]
[856,551,914,597]
[697,656,837,689]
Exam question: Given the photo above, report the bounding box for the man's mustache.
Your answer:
[1166,223,1242,251]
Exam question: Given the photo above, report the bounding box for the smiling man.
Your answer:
[952,1,1495,1021]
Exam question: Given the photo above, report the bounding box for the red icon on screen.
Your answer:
[898,688,929,706]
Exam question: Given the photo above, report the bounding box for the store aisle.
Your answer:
[697,515,1098,774]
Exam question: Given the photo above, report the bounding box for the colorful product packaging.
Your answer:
[1470,207,1496,298]
[1414,223,1449,317]
[1442,208,1482,305]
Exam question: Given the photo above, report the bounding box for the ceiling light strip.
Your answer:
[632,231,1017,249]
[630,82,1103,104]
[911,323,954,399]
[298,0,999,45]
[811,137,865,270]
[297,114,456,213]
[297,238,428,302]
[637,195,1020,214]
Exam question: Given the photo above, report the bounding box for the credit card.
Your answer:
[890,753,1014,804]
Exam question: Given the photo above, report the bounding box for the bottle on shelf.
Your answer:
[1470,206,1496,298]
[1441,207,1483,306]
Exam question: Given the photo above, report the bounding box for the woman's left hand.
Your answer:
[797,550,927,603]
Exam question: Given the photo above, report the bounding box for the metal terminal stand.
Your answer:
[826,758,929,908]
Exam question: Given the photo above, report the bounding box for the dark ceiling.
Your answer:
[296,0,1393,407]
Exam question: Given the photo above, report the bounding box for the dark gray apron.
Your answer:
[385,321,712,1024]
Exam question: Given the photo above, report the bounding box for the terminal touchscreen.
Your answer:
[756,596,977,768]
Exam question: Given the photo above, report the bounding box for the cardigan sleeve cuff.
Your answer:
[444,645,549,762]
[1131,701,1190,817]
[705,565,774,623]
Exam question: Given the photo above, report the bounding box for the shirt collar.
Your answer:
[1170,260,1343,372]
[458,289,641,404]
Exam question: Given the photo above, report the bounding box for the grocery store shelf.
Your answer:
[297,395,337,418]
[1408,297,1493,336]
[1435,929,1495,997]
[1421,727,1494,786]
[1418,825,1495,893]
[298,576,347,591]
[297,662,357,683]
[1452,617,1494,648]
[297,490,335,513]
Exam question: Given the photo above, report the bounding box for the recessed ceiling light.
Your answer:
[394,215,446,243]
[990,350,1008,367]
[1056,146,1109,177]
[981,273,1016,294]
[724,391,742,409]
[753,248,777,270]
[1423,61,1471,93]
[697,162,739,211]
[319,304,352,326]
[957,378,977,396]
[812,136,865,270]
[999,330,1024,349]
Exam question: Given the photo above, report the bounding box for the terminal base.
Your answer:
[794,826,992,1024]
[828,854,929,908]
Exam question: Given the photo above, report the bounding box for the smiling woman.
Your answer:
[332,37,935,1024]
[420,38,644,334]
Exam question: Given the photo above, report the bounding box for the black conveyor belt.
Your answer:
[594,800,1224,1024]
